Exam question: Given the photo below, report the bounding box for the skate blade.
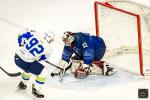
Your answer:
[32,94,46,100]
[32,96,46,100]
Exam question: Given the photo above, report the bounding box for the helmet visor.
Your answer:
[62,33,74,46]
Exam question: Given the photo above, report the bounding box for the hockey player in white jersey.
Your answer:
[52,31,116,79]
[14,30,54,98]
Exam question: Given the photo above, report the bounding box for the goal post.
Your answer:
[94,0,150,75]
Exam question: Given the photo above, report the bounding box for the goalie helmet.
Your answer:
[62,31,75,46]
[43,31,55,43]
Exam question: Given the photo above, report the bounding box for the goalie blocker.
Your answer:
[71,60,117,79]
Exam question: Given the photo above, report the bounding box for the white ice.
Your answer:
[0,0,150,100]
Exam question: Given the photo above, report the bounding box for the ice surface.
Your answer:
[0,0,150,100]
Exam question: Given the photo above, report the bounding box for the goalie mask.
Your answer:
[43,31,55,43]
[62,31,75,46]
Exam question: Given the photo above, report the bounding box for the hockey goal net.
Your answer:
[94,0,150,75]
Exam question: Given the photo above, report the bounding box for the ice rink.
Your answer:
[0,0,150,100]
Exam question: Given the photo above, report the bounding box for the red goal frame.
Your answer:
[94,1,144,75]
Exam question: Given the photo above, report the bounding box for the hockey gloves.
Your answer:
[51,60,69,76]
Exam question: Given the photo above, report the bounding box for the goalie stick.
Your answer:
[0,66,21,77]
[45,61,72,79]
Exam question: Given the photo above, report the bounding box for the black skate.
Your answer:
[105,65,117,76]
[18,81,27,89]
[32,84,44,98]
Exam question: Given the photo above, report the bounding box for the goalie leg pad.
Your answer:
[70,60,83,73]
[88,61,105,75]
[70,60,91,79]
[91,61,117,76]
[71,60,116,76]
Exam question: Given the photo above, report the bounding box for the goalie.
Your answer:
[52,31,116,79]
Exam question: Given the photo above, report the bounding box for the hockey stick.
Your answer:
[59,67,66,82]
[59,63,72,82]
[45,61,63,70]
[0,66,21,77]
[45,61,72,77]
[45,61,64,77]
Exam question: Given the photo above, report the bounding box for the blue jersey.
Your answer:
[62,32,106,64]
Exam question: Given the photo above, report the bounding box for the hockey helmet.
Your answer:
[43,31,55,43]
[62,31,74,46]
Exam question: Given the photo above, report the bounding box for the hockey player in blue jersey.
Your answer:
[52,31,116,79]
[15,30,54,98]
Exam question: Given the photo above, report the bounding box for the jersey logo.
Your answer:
[82,42,88,48]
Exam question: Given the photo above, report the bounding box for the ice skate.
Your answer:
[105,65,117,76]
[32,84,44,98]
[14,81,27,93]
[18,81,27,90]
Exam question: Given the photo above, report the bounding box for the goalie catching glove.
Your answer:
[74,64,91,79]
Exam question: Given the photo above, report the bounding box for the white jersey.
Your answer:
[16,33,52,62]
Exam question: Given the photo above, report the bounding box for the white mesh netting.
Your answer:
[95,0,150,75]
